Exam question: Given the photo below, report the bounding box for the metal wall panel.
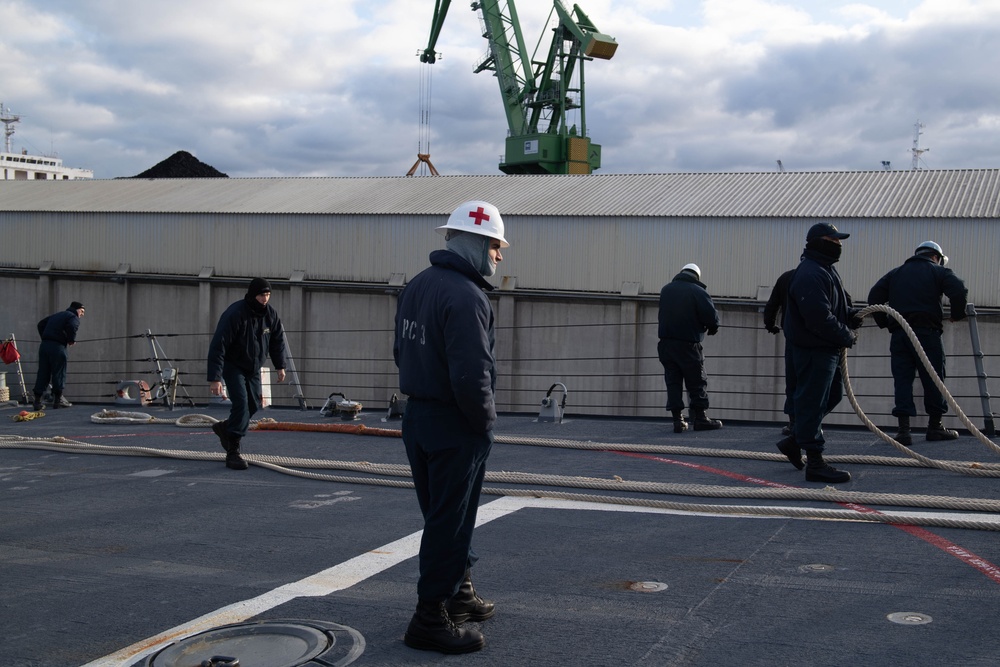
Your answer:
[0,210,996,306]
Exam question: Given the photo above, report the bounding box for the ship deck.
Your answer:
[2,403,999,666]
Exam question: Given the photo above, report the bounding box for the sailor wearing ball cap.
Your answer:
[777,222,859,484]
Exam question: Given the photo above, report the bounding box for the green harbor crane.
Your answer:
[420,0,617,174]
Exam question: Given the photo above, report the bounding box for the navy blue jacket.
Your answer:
[37,308,80,345]
[658,271,720,343]
[394,250,497,434]
[784,249,855,349]
[867,254,967,332]
[207,296,287,380]
[762,268,796,332]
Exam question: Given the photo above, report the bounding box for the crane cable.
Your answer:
[2,305,999,531]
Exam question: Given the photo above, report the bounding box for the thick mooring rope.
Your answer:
[842,304,1000,477]
[90,409,218,427]
[2,432,999,532]
[3,304,997,531]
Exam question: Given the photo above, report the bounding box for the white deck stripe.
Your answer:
[82,496,527,667]
[82,495,994,666]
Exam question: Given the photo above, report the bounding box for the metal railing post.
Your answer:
[965,303,996,436]
[281,336,309,410]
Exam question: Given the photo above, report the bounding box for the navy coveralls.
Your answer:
[34,308,80,396]
[657,270,720,413]
[867,254,967,418]
[763,268,797,417]
[394,250,497,603]
[783,249,856,453]
[207,296,287,439]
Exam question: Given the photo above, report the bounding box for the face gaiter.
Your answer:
[807,238,843,261]
[446,231,494,276]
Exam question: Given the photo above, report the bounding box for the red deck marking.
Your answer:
[613,450,1000,586]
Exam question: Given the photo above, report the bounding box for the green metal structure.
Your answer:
[420,0,617,174]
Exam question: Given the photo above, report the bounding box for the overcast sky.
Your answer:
[2,0,998,179]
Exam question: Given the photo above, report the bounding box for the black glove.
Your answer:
[766,325,780,334]
[849,313,864,330]
[707,326,719,336]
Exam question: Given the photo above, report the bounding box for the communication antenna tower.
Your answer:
[1,102,21,154]
[910,119,928,170]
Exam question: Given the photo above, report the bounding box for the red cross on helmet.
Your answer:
[436,200,510,247]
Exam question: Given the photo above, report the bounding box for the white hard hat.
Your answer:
[915,240,948,266]
[436,200,509,247]
[682,263,701,279]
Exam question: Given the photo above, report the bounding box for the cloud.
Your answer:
[2,0,998,177]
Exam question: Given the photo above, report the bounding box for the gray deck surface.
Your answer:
[2,403,999,667]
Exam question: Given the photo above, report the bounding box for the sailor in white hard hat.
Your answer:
[656,262,723,433]
[867,240,967,445]
[393,200,508,654]
[436,200,508,277]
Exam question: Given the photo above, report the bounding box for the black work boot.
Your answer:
[225,437,249,470]
[805,451,851,484]
[445,570,496,624]
[894,415,912,446]
[404,599,485,654]
[52,392,63,409]
[776,435,804,470]
[692,408,722,431]
[32,393,43,411]
[671,409,689,434]
[926,415,959,441]
[212,420,233,453]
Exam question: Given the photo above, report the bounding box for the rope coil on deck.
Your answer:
[90,409,218,427]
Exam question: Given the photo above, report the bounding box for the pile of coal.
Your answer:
[130,150,228,178]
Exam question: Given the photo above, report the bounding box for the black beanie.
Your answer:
[69,301,84,311]
[247,278,272,297]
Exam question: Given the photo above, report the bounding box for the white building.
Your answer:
[0,102,93,180]
[0,149,94,180]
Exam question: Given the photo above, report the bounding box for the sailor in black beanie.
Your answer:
[207,277,287,470]
[32,301,86,410]
[247,278,271,297]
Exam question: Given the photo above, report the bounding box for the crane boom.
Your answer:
[420,0,451,64]
[419,0,617,174]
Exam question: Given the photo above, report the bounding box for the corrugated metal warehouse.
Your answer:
[1,170,997,428]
